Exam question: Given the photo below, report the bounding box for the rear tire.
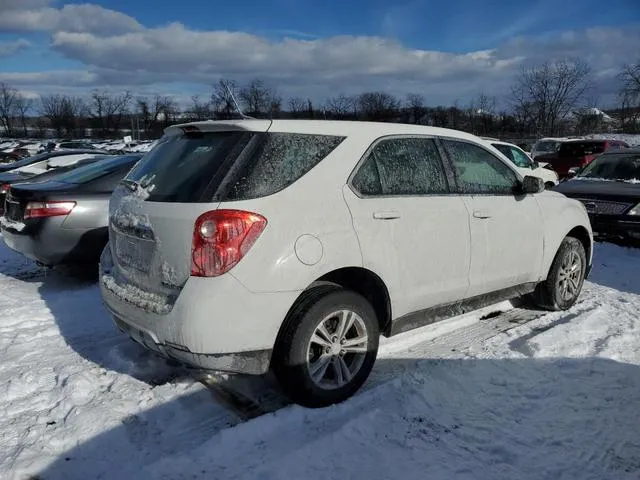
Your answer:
[533,236,586,310]
[272,287,379,408]
[544,181,555,189]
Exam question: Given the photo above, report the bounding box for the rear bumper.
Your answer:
[109,310,273,375]
[99,247,301,375]
[1,220,106,266]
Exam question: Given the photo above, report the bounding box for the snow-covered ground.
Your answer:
[1,240,639,480]
[587,133,640,146]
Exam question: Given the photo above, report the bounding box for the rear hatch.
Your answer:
[105,121,346,307]
[552,141,606,174]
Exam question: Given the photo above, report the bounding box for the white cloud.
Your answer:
[0,70,98,86]
[0,0,53,10]
[43,23,638,104]
[0,3,142,34]
[0,39,31,57]
[0,2,637,106]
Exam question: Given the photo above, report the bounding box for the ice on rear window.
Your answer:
[110,185,152,232]
[224,133,345,200]
[122,131,344,202]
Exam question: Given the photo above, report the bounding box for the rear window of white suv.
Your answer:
[125,131,345,202]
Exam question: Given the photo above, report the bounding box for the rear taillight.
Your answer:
[191,209,267,277]
[24,201,76,219]
[0,184,9,194]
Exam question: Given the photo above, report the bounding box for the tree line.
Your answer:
[1,58,639,140]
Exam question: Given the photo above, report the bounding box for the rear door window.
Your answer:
[351,137,449,196]
[125,131,345,202]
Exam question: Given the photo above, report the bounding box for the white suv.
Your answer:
[99,120,593,407]
[486,139,559,188]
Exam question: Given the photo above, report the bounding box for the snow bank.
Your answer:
[586,133,640,146]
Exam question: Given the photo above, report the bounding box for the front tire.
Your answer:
[533,236,586,310]
[272,287,379,408]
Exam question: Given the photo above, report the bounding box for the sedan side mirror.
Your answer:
[567,167,580,178]
[518,175,544,195]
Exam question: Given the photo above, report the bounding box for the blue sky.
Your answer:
[0,0,639,107]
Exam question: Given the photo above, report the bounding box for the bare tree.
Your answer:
[269,90,283,118]
[357,92,399,121]
[239,79,280,117]
[405,93,426,124]
[14,95,33,137]
[474,93,496,116]
[40,94,87,137]
[324,94,356,119]
[510,59,592,136]
[287,96,307,115]
[136,97,152,134]
[90,90,132,134]
[469,93,497,134]
[212,79,241,119]
[190,95,212,120]
[618,61,640,132]
[0,82,18,135]
[619,61,640,100]
[239,79,267,115]
[151,95,178,126]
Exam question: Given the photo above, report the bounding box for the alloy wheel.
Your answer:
[306,309,368,390]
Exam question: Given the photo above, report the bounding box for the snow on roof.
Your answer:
[166,119,485,142]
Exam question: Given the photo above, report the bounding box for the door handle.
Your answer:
[373,210,401,220]
[473,210,492,219]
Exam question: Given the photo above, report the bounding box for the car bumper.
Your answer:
[99,247,301,375]
[1,219,105,266]
[589,214,640,240]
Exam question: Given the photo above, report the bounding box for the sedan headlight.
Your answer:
[628,203,640,216]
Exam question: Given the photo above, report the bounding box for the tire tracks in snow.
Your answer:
[199,305,550,422]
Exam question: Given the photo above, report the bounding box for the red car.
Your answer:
[538,139,629,178]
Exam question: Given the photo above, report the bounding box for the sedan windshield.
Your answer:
[577,153,640,182]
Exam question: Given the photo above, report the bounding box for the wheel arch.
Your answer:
[566,225,592,270]
[314,267,392,336]
[275,266,393,353]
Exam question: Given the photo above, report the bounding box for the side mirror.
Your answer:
[532,161,540,170]
[566,167,580,179]
[518,175,544,195]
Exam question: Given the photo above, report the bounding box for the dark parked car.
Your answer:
[537,139,629,179]
[1,154,142,266]
[0,155,110,215]
[0,148,108,173]
[553,148,640,241]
